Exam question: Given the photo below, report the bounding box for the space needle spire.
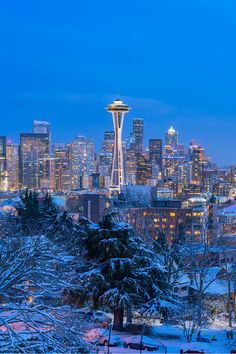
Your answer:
[107,98,130,192]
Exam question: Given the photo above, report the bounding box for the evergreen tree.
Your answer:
[78,213,170,330]
[17,190,41,235]
[40,192,58,226]
[46,210,82,254]
[153,228,185,298]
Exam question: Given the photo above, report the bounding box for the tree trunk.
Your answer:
[126,306,132,325]
[113,308,124,331]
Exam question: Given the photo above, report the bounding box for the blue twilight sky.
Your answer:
[0,0,235,165]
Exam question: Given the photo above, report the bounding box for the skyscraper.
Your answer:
[165,126,178,150]
[33,120,50,135]
[0,136,7,191]
[33,120,51,152]
[125,148,137,185]
[53,143,70,192]
[99,131,115,178]
[149,139,162,169]
[136,154,152,185]
[6,140,19,191]
[189,143,206,185]
[132,118,144,154]
[102,131,115,154]
[70,136,95,190]
[19,133,50,189]
[107,98,130,191]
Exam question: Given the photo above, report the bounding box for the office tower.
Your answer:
[229,166,236,184]
[190,144,206,185]
[19,133,50,189]
[177,143,186,157]
[6,140,19,191]
[70,136,95,190]
[165,126,178,150]
[0,136,7,191]
[33,120,51,152]
[125,148,137,185]
[107,98,130,191]
[132,118,144,154]
[163,155,181,180]
[99,131,114,178]
[102,131,115,154]
[136,154,152,185]
[53,143,70,192]
[33,120,50,135]
[149,139,162,168]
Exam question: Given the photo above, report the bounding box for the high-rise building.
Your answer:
[0,136,7,191]
[33,120,51,152]
[149,139,162,168]
[189,144,206,185]
[53,143,70,192]
[70,136,95,190]
[107,98,130,191]
[102,131,115,154]
[132,118,144,154]
[19,133,50,189]
[6,140,19,191]
[33,120,50,135]
[99,131,115,178]
[125,148,137,185]
[136,154,152,185]
[165,126,178,150]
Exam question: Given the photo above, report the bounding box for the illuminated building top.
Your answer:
[107,98,130,113]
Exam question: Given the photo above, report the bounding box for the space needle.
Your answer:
[107,98,130,192]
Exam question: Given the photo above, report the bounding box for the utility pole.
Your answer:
[107,323,112,354]
[140,323,146,354]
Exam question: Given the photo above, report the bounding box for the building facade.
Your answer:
[70,136,95,190]
[19,133,50,189]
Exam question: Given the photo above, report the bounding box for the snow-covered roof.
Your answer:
[190,267,229,296]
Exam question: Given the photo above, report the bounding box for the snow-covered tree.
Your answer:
[16,191,59,236]
[46,210,83,255]
[39,192,58,227]
[17,190,42,235]
[0,235,88,353]
[174,304,206,343]
[77,213,170,330]
[153,229,185,290]
[184,243,230,326]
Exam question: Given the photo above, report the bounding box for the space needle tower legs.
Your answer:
[107,98,130,193]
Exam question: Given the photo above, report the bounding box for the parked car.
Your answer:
[124,335,160,351]
[99,335,122,347]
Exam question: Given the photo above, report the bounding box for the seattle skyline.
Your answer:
[0,0,236,165]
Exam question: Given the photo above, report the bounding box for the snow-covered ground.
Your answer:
[89,322,236,354]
